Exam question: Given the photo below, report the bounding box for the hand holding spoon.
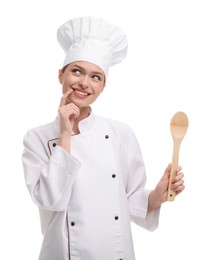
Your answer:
[167,111,189,201]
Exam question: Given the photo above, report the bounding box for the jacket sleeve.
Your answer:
[126,129,160,231]
[22,129,81,211]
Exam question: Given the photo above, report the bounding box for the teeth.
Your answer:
[75,90,88,96]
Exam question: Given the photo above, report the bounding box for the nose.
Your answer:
[78,75,89,88]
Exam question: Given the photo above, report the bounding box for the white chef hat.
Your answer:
[57,16,128,77]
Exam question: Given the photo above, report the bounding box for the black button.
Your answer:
[53,143,57,147]
[105,135,109,139]
[112,174,116,178]
[115,216,119,220]
[71,222,75,226]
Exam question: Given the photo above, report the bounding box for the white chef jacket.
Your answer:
[22,111,160,260]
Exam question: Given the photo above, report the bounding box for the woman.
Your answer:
[22,16,185,260]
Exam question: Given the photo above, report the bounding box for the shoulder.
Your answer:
[23,116,59,144]
[94,115,142,156]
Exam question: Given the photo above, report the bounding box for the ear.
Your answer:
[58,69,63,84]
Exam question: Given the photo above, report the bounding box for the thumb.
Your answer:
[163,163,171,178]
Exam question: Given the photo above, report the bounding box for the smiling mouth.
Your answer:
[73,89,91,97]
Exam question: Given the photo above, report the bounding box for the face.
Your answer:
[58,61,106,108]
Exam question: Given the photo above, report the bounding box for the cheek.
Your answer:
[99,84,105,93]
[62,85,67,94]
[93,85,104,95]
[62,76,79,91]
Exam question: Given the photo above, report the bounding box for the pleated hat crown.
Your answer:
[57,16,128,77]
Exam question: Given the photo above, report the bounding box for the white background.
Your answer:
[0,0,209,259]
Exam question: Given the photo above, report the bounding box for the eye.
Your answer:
[72,69,81,75]
[92,75,101,81]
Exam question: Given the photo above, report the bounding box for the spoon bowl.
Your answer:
[167,111,189,201]
[170,112,188,140]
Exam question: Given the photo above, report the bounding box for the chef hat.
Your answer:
[57,16,128,77]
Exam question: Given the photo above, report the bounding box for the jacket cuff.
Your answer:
[51,145,81,174]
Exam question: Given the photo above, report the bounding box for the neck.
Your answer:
[79,106,91,120]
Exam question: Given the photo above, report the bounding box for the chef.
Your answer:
[22,16,185,260]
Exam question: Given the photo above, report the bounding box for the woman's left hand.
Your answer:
[148,164,185,211]
[156,164,185,203]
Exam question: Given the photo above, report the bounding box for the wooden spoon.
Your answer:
[167,111,189,201]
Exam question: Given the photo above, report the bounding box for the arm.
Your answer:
[126,129,185,230]
[125,129,184,231]
[125,129,159,230]
[22,89,81,211]
[58,88,80,153]
[22,130,81,211]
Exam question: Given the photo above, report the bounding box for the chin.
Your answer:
[74,101,90,109]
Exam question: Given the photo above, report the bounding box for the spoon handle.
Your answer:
[167,140,181,201]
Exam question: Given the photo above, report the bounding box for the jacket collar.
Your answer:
[78,107,96,133]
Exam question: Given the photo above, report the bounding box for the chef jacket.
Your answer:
[22,110,160,260]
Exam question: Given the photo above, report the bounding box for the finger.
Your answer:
[59,104,80,120]
[176,165,182,172]
[174,184,185,194]
[162,163,171,179]
[173,172,184,183]
[69,107,80,119]
[63,103,80,119]
[167,163,172,170]
[59,89,73,107]
[67,103,80,116]
[172,178,184,188]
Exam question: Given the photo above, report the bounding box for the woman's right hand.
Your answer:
[58,89,80,136]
